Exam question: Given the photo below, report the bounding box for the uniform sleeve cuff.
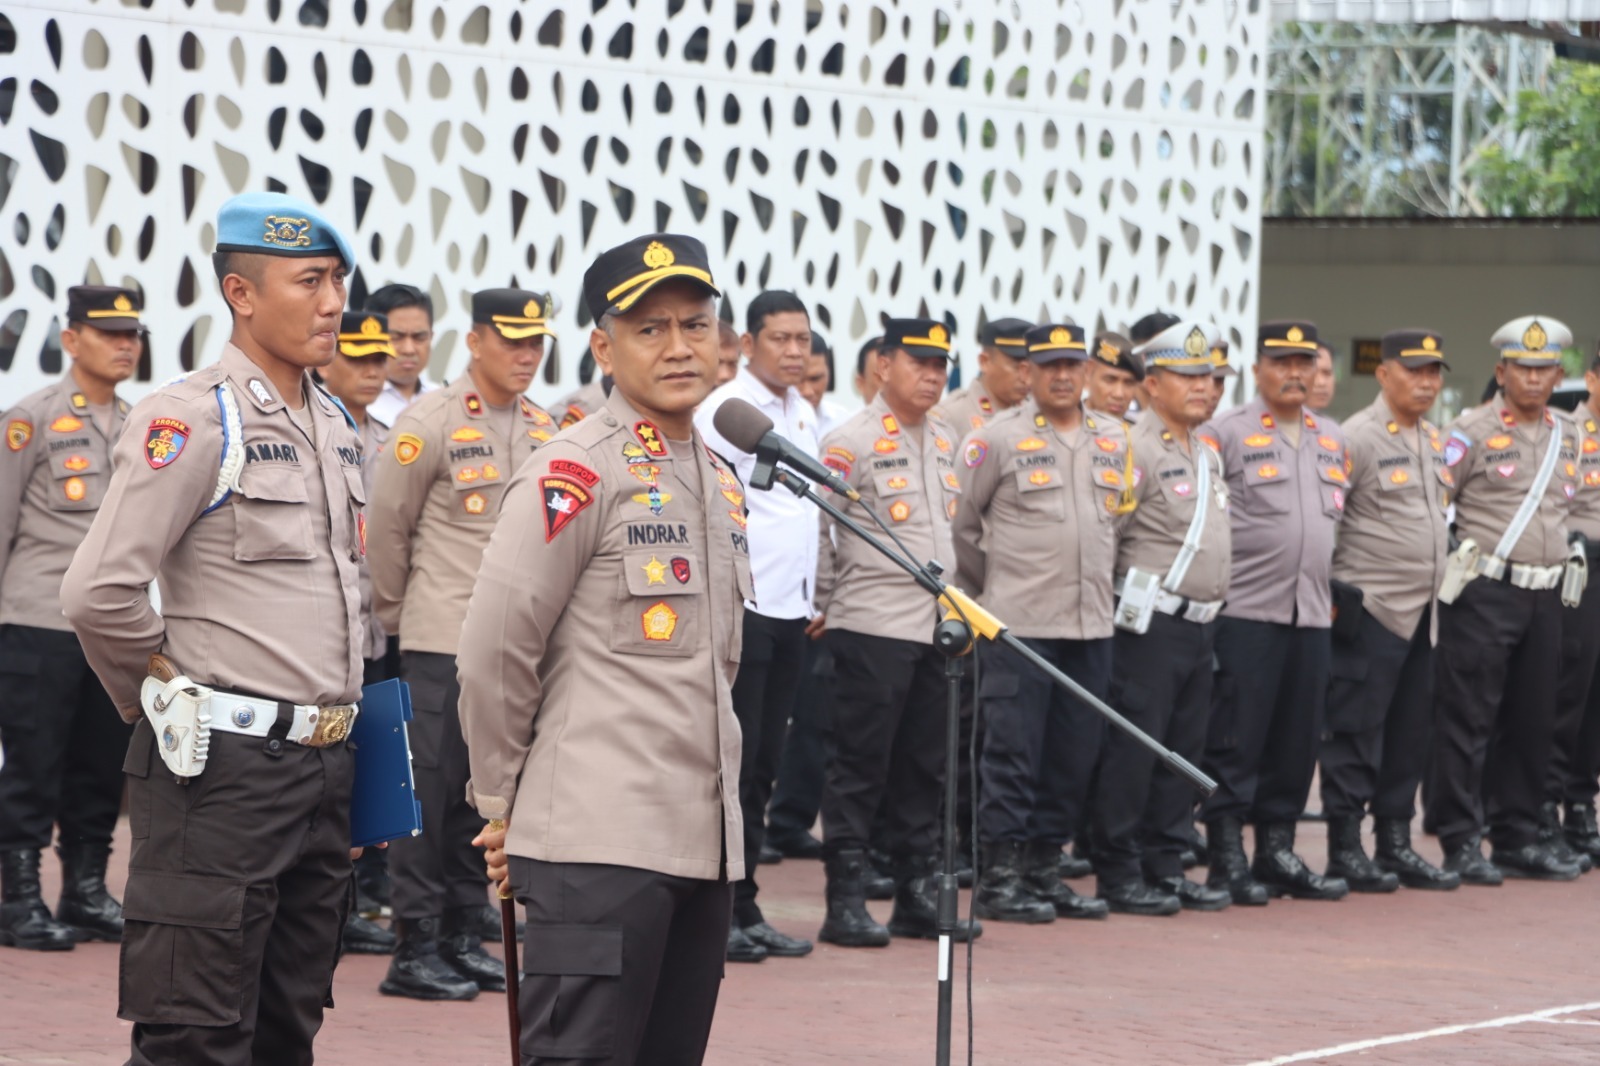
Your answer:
[471,790,510,820]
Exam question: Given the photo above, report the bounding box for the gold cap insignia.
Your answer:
[1051,326,1072,346]
[360,316,382,336]
[1286,325,1304,344]
[1422,335,1437,351]
[113,294,133,312]
[1098,340,1119,361]
[642,241,676,269]
[1524,321,1548,351]
[263,215,312,248]
[929,324,948,346]
[1183,327,1207,357]
[524,299,542,318]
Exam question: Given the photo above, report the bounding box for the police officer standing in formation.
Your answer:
[1318,330,1458,892]
[1090,321,1232,915]
[365,283,436,427]
[696,290,820,963]
[1205,338,1236,423]
[61,191,367,1064]
[936,319,1034,433]
[1427,317,1585,882]
[554,362,610,429]
[812,318,980,947]
[460,233,746,1064]
[367,288,561,1000]
[1084,331,1143,423]
[1200,320,1350,904]
[0,286,138,951]
[954,322,1128,922]
[1551,351,1600,863]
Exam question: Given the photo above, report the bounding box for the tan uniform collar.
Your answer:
[220,342,332,417]
[601,387,697,463]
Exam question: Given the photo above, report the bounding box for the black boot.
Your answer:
[1563,802,1600,861]
[1537,802,1592,873]
[342,911,397,954]
[465,901,524,943]
[1492,841,1582,881]
[1022,840,1107,920]
[0,850,76,951]
[887,856,982,942]
[1155,875,1231,911]
[1187,822,1209,868]
[1324,817,1399,893]
[1373,817,1459,890]
[55,841,124,941]
[973,841,1055,923]
[1203,817,1268,906]
[440,906,507,991]
[817,850,891,948]
[1442,836,1503,886]
[864,847,896,901]
[379,917,481,1000]
[1251,822,1348,900]
[1097,879,1180,916]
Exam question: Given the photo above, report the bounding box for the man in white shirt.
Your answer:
[696,291,822,963]
[801,332,849,439]
[366,283,437,426]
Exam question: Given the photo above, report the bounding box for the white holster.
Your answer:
[140,673,215,778]
[1563,543,1589,609]
[1113,568,1161,635]
[1438,539,1481,606]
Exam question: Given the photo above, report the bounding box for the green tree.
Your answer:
[1475,59,1600,217]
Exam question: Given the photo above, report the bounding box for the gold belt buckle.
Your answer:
[307,705,355,747]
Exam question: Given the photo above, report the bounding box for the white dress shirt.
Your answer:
[697,366,822,620]
[817,396,849,439]
[368,376,436,427]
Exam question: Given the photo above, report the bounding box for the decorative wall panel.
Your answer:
[0,0,1266,406]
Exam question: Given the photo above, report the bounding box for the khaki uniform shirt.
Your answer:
[815,396,959,644]
[1118,414,1230,604]
[1332,399,1451,644]
[1204,396,1346,628]
[0,378,128,630]
[356,414,389,660]
[555,379,608,429]
[367,375,556,656]
[61,343,365,720]
[954,399,1131,640]
[457,389,749,882]
[1565,406,1600,542]
[1444,395,1577,568]
[936,380,1004,436]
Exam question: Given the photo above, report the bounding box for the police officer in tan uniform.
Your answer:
[1205,337,1237,423]
[1551,354,1600,863]
[936,318,1033,433]
[554,370,609,429]
[1085,331,1143,423]
[1318,330,1459,892]
[1199,320,1350,905]
[367,288,559,1001]
[1427,316,1585,883]
[460,234,745,1064]
[61,191,366,1065]
[813,318,981,948]
[954,323,1125,924]
[1089,321,1233,915]
[0,286,137,952]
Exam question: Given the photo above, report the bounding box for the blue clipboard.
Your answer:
[350,679,424,848]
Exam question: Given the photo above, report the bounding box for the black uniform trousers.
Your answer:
[977,636,1110,846]
[388,651,487,919]
[508,857,728,1066]
[0,624,131,851]
[1426,579,1560,851]
[1319,609,1434,821]
[1091,614,1215,886]
[766,640,831,844]
[119,722,353,1066]
[729,611,807,928]
[1551,568,1600,807]
[820,630,946,859]
[1201,618,1331,826]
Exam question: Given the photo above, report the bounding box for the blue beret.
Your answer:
[214,191,355,272]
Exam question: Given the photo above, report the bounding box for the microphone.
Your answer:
[712,397,860,500]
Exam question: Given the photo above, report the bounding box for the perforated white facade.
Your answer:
[0,0,1266,407]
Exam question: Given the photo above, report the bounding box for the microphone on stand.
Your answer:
[711,397,860,501]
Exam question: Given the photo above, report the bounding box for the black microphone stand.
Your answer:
[764,467,1216,1066]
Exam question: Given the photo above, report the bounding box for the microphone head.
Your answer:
[712,397,775,453]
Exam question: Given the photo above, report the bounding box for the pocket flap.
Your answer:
[237,463,309,504]
[1013,469,1062,493]
[1094,467,1126,490]
[52,451,102,479]
[122,870,247,929]
[0,649,43,676]
[623,551,702,595]
[344,465,368,506]
[523,924,623,976]
[1317,463,1350,488]
[873,472,917,497]
[1243,461,1289,486]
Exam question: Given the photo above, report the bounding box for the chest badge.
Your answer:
[641,601,679,642]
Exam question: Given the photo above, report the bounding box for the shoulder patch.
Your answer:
[394,433,424,465]
[964,440,987,468]
[144,417,190,469]
[5,419,32,451]
[541,471,596,541]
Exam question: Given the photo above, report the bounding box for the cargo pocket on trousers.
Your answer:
[1324,646,1375,734]
[522,924,624,1060]
[123,722,155,839]
[119,870,248,1025]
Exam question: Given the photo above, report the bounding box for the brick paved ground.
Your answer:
[3,819,1598,1065]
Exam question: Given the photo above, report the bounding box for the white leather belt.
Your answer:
[1153,589,1225,624]
[1472,555,1564,591]
[209,693,359,748]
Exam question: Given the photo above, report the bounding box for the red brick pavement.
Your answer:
[3,820,1599,1065]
